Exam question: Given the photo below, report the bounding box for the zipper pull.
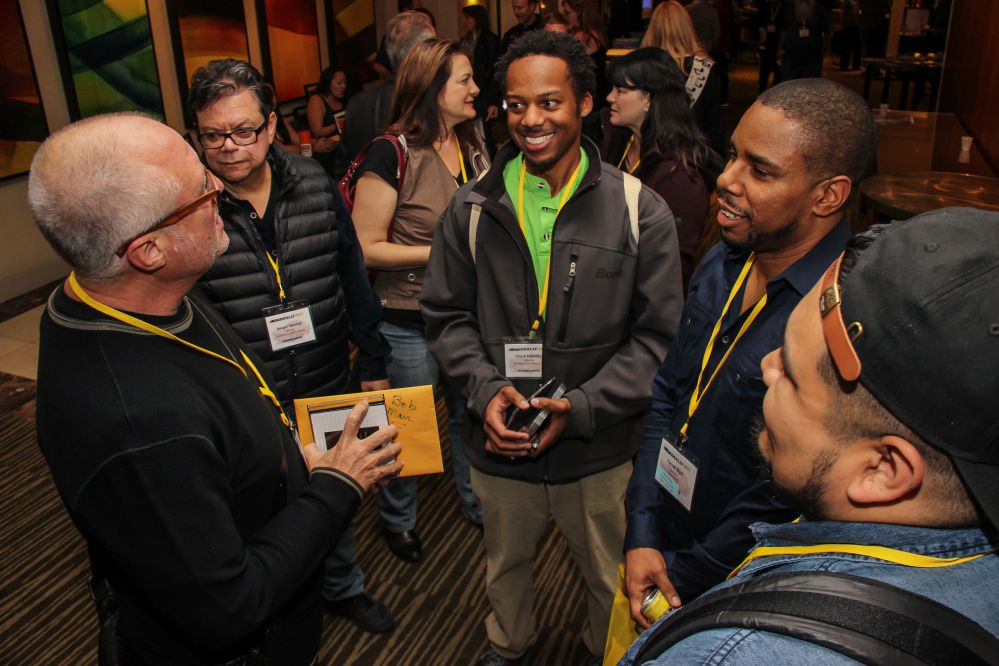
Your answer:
[563,258,577,292]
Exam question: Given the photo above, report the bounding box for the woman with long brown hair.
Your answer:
[642,0,724,152]
[349,38,489,537]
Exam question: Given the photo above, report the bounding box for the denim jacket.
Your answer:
[619,520,999,665]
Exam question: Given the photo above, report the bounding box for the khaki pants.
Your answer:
[470,462,631,659]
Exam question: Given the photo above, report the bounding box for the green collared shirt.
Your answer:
[501,148,588,307]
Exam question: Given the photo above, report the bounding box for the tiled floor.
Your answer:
[0,305,43,381]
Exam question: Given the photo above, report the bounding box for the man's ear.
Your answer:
[265,111,278,146]
[846,435,925,506]
[125,237,168,274]
[812,175,852,218]
[579,92,593,119]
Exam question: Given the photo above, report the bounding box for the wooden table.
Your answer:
[859,171,999,220]
[863,55,943,110]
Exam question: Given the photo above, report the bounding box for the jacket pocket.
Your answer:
[551,241,635,348]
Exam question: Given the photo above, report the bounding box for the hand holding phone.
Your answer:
[505,378,568,445]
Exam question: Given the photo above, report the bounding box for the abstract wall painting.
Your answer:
[168,0,249,93]
[47,0,164,121]
[0,0,49,181]
[261,0,321,102]
[330,0,378,84]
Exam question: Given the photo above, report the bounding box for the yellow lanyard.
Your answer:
[517,156,583,338]
[728,542,991,580]
[454,135,468,187]
[679,254,767,441]
[616,135,641,174]
[266,252,285,300]
[68,272,292,429]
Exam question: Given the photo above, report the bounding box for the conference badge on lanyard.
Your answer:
[655,434,699,512]
[503,337,543,379]
[262,300,317,352]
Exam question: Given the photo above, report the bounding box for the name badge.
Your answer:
[263,300,317,352]
[655,436,699,512]
[799,27,810,37]
[504,340,543,378]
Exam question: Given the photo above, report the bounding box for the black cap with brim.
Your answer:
[837,207,999,530]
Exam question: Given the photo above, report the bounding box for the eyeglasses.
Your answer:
[115,168,221,258]
[198,119,268,150]
[818,252,864,381]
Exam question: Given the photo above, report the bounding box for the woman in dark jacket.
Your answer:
[602,47,714,295]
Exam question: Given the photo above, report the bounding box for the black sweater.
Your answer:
[36,288,361,664]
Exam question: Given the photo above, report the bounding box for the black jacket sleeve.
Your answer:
[331,186,390,382]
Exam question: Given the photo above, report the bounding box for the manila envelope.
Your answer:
[294,385,443,476]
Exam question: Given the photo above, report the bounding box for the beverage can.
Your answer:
[641,587,672,623]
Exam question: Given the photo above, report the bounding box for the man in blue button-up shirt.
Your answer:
[624,78,877,621]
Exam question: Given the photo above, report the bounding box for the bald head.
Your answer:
[28,114,189,281]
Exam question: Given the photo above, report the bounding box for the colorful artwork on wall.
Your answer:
[168,0,250,96]
[47,0,164,121]
[0,0,49,181]
[262,0,321,102]
[330,0,379,84]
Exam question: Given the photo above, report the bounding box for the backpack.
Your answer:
[632,571,999,666]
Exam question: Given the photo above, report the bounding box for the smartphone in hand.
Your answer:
[505,378,568,441]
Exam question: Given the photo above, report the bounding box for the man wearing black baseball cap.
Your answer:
[620,207,999,663]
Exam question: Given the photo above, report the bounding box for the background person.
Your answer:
[348,38,491,540]
[189,60,396,633]
[642,0,724,153]
[603,47,715,295]
[459,4,502,157]
[28,112,402,664]
[306,66,350,177]
[343,11,434,160]
[621,208,999,663]
[780,0,829,81]
[539,11,570,32]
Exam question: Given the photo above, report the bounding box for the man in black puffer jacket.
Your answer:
[190,59,397,635]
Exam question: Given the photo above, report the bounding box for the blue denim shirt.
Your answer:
[624,221,853,599]
[619,520,999,665]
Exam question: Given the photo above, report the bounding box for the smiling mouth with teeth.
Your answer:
[524,133,554,145]
[720,208,747,219]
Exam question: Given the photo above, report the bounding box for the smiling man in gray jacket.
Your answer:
[421,31,684,666]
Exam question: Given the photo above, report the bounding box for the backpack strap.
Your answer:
[623,172,641,246]
[466,168,490,264]
[634,571,999,666]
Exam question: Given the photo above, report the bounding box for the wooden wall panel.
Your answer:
[938,0,999,174]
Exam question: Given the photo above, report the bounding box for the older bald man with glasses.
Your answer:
[29,112,402,665]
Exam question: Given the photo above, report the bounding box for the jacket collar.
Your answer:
[723,218,853,297]
[473,134,603,204]
[749,519,997,559]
